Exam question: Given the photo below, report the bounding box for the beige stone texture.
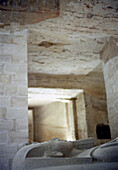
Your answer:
[0,107,6,119]
[9,130,28,144]
[6,108,28,120]
[26,0,118,143]
[11,97,27,108]
[34,102,67,142]
[0,85,4,95]
[0,55,11,63]
[0,74,12,85]
[0,120,14,131]
[12,74,27,86]
[0,0,118,169]
[66,100,76,141]
[16,119,28,131]
[0,30,28,170]
[4,64,20,74]
[100,38,118,64]
[0,63,4,73]
[76,93,88,139]
[101,39,118,138]
[4,64,27,75]
[5,85,17,96]
[17,86,28,96]
[0,97,10,107]
[29,65,108,142]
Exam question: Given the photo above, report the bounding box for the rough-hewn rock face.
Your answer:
[100,38,118,139]
[1,0,117,144]
[26,0,118,75]
[25,0,118,143]
[0,1,117,169]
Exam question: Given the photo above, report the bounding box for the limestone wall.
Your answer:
[34,102,67,142]
[27,0,118,144]
[29,65,109,144]
[100,38,118,139]
[0,29,28,170]
[76,93,88,140]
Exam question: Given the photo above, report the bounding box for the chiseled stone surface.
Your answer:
[101,41,118,138]
[0,0,117,169]
[0,30,28,170]
[26,0,118,143]
[26,0,118,75]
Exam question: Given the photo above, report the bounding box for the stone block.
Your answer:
[0,85,4,95]
[16,119,28,131]
[0,131,8,143]
[11,56,27,64]
[0,64,4,73]
[9,130,28,144]
[12,74,27,85]
[0,120,14,130]
[5,85,17,96]
[11,50,27,64]
[10,97,27,108]
[17,86,27,96]
[0,55,11,63]
[0,34,12,44]
[0,97,10,107]
[12,35,27,45]
[0,107,6,119]
[0,74,11,84]
[4,64,19,74]
[0,30,28,170]
[0,44,15,55]
[12,29,27,42]
[4,64,27,74]
[18,64,27,74]
[6,108,28,120]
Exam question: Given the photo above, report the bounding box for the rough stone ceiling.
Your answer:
[28,88,83,107]
[1,0,117,76]
[28,35,104,75]
[26,0,118,76]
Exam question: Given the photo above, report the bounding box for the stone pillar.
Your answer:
[76,92,88,139]
[65,100,76,141]
[100,37,118,139]
[0,29,28,170]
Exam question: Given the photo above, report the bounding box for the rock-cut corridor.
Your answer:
[0,0,118,169]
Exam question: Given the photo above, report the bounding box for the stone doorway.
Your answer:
[28,88,88,142]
